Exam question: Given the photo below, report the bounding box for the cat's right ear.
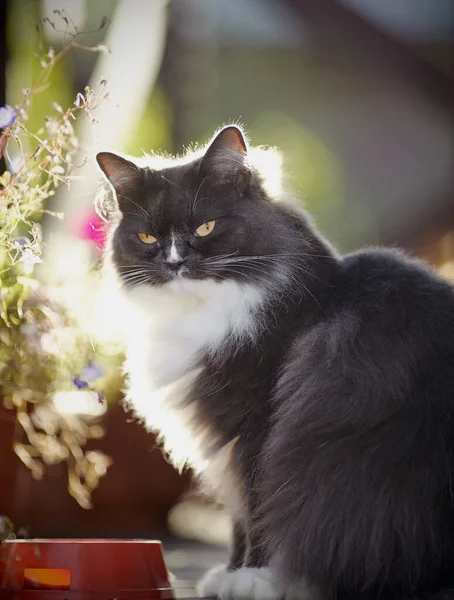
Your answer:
[200,126,249,183]
[96,152,143,211]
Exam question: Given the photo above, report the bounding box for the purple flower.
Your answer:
[73,363,103,391]
[73,377,88,390]
[0,105,18,129]
[82,362,103,382]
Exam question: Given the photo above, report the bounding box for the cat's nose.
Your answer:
[165,257,187,271]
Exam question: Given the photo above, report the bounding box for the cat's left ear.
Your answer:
[96,152,143,211]
[200,126,249,181]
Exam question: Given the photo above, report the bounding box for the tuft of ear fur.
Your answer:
[200,125,250,182]
[96,152,144,212]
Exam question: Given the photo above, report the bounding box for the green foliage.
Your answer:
[250,111,343,211]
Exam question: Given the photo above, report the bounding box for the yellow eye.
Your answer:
[137,232,158,244]
[195,220,216,237]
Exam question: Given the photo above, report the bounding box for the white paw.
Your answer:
[198,564,229,598]
[219,567,285,600]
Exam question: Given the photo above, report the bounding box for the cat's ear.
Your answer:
[200,126,249,182]
[96,152,143,211]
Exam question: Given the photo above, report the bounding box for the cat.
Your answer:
[96,125,454,600]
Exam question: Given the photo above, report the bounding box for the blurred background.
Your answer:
[0,0,453,596]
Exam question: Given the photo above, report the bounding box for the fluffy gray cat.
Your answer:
[97,126,454,600]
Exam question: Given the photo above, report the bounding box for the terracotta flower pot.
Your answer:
[1,402,191,538]
[0,405,16,515]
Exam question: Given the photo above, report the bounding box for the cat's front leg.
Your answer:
[198,518,284,600]
[198,520,247,598]
[219,537,286,599]
[218,500,315,600]
[217,495,287,600]
[229,520,248,570]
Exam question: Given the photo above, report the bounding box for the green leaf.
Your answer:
[0,171,11,186]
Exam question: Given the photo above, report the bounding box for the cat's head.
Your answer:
[96,125,305,294]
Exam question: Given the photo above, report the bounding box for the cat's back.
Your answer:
[276,246,454,426]
[340,247,454,334]
[326,247,454,394]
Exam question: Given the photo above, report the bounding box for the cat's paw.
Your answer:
[219,567,285,600]
[198,564,229,598]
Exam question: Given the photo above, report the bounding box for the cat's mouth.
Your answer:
[165,269,206,294]
[161,265,195,289]
[165,265,187,279]
[163,261,211,282]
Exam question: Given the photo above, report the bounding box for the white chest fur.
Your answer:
[119,277,266,473]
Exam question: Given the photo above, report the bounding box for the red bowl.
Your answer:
[0,539,175,599]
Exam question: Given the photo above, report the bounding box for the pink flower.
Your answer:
[73,208,106,249]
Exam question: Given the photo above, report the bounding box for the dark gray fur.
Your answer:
[98,126,454,599]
